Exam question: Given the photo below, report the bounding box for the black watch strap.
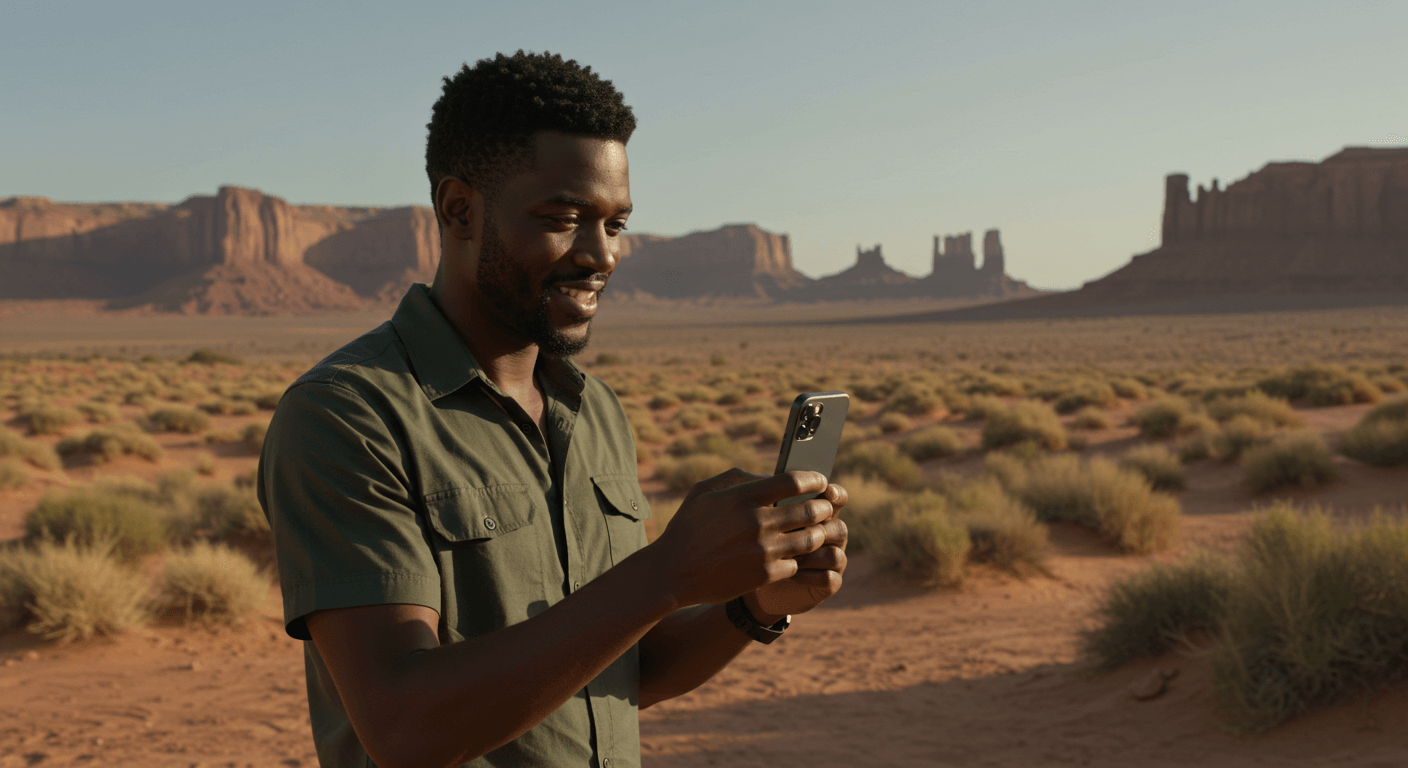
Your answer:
[725,597,790,645]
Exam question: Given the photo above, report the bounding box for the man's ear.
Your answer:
[435,176,483,244]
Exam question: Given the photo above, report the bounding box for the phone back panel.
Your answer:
[774,391,849,506]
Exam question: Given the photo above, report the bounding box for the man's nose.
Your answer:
[572,223,617,274]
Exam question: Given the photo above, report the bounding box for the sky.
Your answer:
[3,0,1406,290]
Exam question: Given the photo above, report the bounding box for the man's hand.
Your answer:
[749,481,848,618]
[647,469,847,614]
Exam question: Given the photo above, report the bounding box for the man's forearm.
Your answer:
[309,545,679,768]
[637,593,782,708]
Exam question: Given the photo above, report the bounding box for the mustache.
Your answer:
[542,270,609,291]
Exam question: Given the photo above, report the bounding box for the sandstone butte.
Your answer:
[0,186,1030,315]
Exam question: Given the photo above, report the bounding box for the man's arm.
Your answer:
[636,482,848,708]
[305,470,835,768]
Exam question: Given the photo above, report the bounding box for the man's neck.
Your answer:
[428,280,540,395]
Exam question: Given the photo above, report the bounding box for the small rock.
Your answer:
[889,663,908,673]
[3,659,15,667]
[1128,670,1169,701]
[22,651,39,662]
[185,661,202,672]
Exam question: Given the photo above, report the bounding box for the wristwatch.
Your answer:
[725,596,790,644]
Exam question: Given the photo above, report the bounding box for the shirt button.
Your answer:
[573,581,580,592]
[484,517,497,531]
[630,500,638,511]
[603,759,610,767]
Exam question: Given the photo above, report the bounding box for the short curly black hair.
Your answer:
[425,50,637,209]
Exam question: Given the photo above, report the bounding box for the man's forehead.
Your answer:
[512,132,631,207]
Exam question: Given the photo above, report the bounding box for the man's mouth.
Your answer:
[548,281,603,318]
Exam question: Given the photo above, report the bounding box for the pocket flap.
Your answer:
[424,484,537,542]
[592,475,651,521]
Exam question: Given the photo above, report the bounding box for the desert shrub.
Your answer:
[1211,505,1408,732]
[714,389,745,406]
[670,405,724,430]
[630,418,667,445]
[877,412,912,435]
[882,382,947,417]
[655,454,734,494]
[1109,377,1149,400]
[25,486,169,562]
[160,542,267,624]
[1130,397,1193,439]
[1053,380,1117,415]
[195,451,217,476]
[1356,398,1408,427]
[833,441,923,490]
[77,401,121,424]
[981,401,1066,451]
[1243,432,1338,494]
[1371,375,1407,394]
[676,385,721,405]
[22,403,81,435]
[1340,417,1408,467]
[56,422,162,463]
[1206,392,1304,428]
[1070,406,1111,430]
[897,425,965,461]
[723,415,784,444]
[241,420,269,453]
[1082,552,1231,671]
[831,476,901,552]
[870,491,970,587]
[664,432,761,472]
[1209,414,1273,462]
[1120,444,1185,491]
[1001,454,1179,554]
[0,426,61,470]
[963,394,1007,421]
[186,484,270,540]
[0,540,151,641]
[1258,363,1382,406]
[647,393,678,411]
[0,458,30,489]
[594,352,624,366]
[145,405,211,434]
[943,477,1047,574]
[185,348,243,366]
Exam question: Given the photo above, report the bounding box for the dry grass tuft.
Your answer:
[1339,398,1408,467]
[1120,444,1185,491]
[897,425,965,461]
[160,542,268,624]
[1243,432,1338,494]
[145,405,211,434]
[833,441,924,490]
[0,540,151,641]
[981,401,1066,451]
[56,422,163,463]
[1082,552,1231,671]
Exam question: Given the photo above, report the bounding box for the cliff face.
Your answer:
[1083,146,1408,300]
[611,223,811,299]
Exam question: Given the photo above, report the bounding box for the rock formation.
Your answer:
[0,186,1038,313]
[609,223,811,299]
[1080,145,1408,301]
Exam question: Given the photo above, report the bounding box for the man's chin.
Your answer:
[538,321,592,358]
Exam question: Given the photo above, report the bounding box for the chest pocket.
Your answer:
[423,484,551,636]
[592,474,651,566]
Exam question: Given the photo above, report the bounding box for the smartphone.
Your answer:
[773,391,850,506]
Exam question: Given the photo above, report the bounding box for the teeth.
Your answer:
[556,286,595,302]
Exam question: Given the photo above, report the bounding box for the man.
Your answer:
[259,50,849,768]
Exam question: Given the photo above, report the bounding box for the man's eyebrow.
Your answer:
[546,194,632,214]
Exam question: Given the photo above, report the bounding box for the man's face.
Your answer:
[474,132,631,357]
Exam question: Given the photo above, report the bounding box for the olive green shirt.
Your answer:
[257,284,652,768]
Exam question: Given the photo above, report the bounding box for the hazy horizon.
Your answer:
[4,0,1406,291]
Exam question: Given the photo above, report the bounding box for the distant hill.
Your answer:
[868,145,1408,323]
[0,186,1038,314]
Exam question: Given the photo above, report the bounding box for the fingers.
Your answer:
[732,470,829,508]
[685,467,767,503]
[765,497,835,533]
[770,522,829,560]
[823,483,848,511]
[792,545,848,574]
[780,567,843,593]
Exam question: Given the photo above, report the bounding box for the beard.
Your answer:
[475,218,603,358]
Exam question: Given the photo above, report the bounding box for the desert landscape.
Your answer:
[2,145,1408,767]
[2,297,1408,766]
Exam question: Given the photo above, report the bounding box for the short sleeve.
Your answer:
[257,381,440,640]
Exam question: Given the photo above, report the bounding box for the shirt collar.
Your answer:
[391,284,587,402]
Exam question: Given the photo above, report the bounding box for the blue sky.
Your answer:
[3,0,1405,289]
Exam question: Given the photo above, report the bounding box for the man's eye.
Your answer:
[608,221,628,234]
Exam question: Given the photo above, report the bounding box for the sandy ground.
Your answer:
[3,385,1408,765]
